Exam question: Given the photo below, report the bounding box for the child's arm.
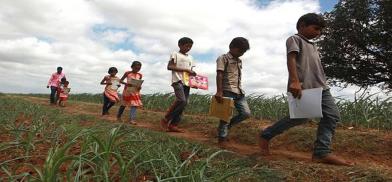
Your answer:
[137,75,143,90]
[287,52,302,99]
[100,76,110,85]
[214,70,224,103]
[120,72,131,86]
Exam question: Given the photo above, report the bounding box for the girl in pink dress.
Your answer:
[58,81,70,107]
[100,67,121,115]
[117,61,143,124]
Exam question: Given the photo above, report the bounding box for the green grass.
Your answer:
[3,94,392,181]
[0,95,284,181]
[20,91,392,130]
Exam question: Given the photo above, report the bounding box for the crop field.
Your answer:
[0,95,283,181]
[1,93,392,181]
[25,92,392,129]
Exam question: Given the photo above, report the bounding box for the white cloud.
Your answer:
[0,0,388,100]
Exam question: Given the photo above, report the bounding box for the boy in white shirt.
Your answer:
[160,37,196,132]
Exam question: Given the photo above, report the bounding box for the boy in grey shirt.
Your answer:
[259,13,353,166]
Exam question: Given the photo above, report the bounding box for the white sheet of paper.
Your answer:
[288,87,323,119]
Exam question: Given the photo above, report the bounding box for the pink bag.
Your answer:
[189,75,208,90]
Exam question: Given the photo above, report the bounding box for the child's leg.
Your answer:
[313,89,339,158]
[117,105,126,119]
[102,94,110,115]
[217,91,236,141]
[107,102,115,111]
[228,93,251,127]
[217,120,230,142]
[260,117,309,140]
[164,82,188,124]
[56,92,60,104]
[312,91,352,166]
[259,117,308,154]
[59,98,66,107]
[129,106,137,124]
[170,85,190,125]
[217,91,251,141]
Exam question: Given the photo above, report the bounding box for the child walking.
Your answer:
[100,67,121,116]
[117,61,143,125]
[58,80,70,107]
[47,66,66,105]
[160,37,196,132]
[259,13,353,166]
[215,37,251,144]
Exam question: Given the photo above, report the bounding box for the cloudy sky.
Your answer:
[3,0,383,99]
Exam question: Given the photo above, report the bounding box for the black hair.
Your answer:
[178,37,193,46]
[108,67,118,74]
[60,77,67,84]
[296,13,326,30]
[229,37,250,52]
[57,67,63,70]
[131,61,142,67]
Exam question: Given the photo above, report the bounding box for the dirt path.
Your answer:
[21,96,392,174]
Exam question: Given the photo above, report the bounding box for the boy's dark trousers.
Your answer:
[164,81,190,125]
[102,94,115,115]
[50,86,58,104]
[260,89,340,158]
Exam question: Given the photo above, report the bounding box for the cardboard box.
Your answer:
[209,96,234,122]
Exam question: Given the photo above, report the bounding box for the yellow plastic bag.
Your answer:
[183,72,190,86]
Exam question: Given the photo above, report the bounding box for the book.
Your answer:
[288,87,323,119]
[189,75,208,90]
[209,96,234,122]
[109,78,121,91]
[126,78,144,93]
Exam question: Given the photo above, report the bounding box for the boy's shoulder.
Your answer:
[217,52,229,59]
[173,52,193,61]
[287,34,313,44]
[286,34,301,42]
[217,52,236,61]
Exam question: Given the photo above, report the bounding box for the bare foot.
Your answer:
[116,117,122,122]
[312,154,354,166]
[167,125,184,133]
[129,120,137,125]
[218,138,235,148]
[259,137,270,156]
[160,119,169,130]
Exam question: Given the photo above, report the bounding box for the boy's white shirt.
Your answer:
[170,51,194,84]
